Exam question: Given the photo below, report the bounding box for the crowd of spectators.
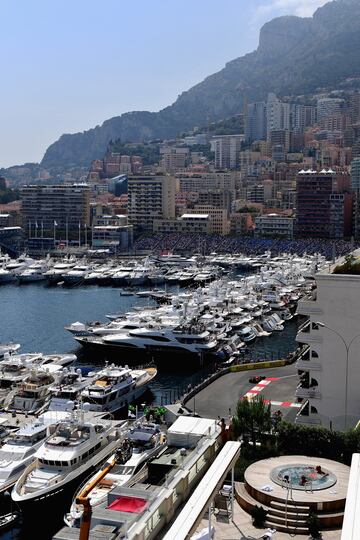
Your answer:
[134,233,359,259]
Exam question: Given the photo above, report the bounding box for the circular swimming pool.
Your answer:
[270,463,337,491]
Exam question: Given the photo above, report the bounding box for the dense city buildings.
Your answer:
[7,90,360,246]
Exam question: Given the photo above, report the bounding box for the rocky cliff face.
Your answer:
[41,0,360,169]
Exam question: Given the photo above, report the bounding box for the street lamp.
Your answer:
[315,321,360,429]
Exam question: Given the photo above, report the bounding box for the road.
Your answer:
[186,363,300,421]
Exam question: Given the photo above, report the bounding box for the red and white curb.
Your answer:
[243,377,301,408]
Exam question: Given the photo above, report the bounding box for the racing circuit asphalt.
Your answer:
[186,363,300,422]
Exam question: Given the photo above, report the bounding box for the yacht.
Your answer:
[62,263,92,285]
[0,358,33,404]
[238,326,257,343]
[43,259,76,284]
[0,343,20,360]
[262,314,284,332]
[12,411,127,508]
[253,323,271,338]
[5,255,35,276]
[75,325,218,358]
[0,267,14,284]
[65,422,166,527]
[4,366,61,415]
[6,352,76,369]
[125,267,149,286]
[81,364,157,413]
[0,413,67,495]
[18,261,49,283]
[48,368,95,411]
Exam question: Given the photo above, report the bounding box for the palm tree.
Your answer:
[232,396,272,451]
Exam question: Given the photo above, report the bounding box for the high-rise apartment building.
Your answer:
[128,175,177,234]
[350,158,360,239]
[21,184,90,238]
[212,135,244,169]
[351,157,360,191]
[349,92,360,124]
[291,104,316,133]
[160,147,189,172]
[296,170,351,238]
[245,102,267,142]
[266,93,291,138]
[177,172,239,194]
[317,98,344,120]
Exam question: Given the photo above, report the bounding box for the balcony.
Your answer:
[297,299,323,317]
[296,320,323,344]
[296,359,322,371]
[295,401,322,425]
[295,386,321,399]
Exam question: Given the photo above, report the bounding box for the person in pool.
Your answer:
[299,475,308,486]
[316,465,329,476]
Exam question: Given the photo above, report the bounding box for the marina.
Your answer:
[0,250,326,539]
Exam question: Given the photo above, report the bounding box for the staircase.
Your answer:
[236,482,309,534]
[236,481,345,535]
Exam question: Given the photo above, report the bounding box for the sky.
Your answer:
[0,0,328,168]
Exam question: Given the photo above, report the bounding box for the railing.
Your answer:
[297,320,310,334]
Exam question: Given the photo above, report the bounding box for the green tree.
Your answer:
[232,396,272,452]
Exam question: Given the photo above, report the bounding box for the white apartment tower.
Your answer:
[128,175,177,233]
[212,135,243,169]
[296,254,360,430]
[266,93,291,138]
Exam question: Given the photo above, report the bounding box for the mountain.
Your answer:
[41,0,360,169]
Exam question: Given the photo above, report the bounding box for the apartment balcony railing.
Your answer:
[295,401,322,425]
[295,386,321,399]
[296,359,322,372]
[296,299,323,317]
[296,320,323,344]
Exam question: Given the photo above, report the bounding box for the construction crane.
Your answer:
[77,444,130,540]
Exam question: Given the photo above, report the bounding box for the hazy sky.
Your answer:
[0,0,328,168]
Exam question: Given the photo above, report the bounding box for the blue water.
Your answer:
[0,282,299,540]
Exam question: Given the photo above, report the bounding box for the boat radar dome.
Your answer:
[65,400,75,411]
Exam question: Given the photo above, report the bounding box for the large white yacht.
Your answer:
[65,422,166,527]
[43,259,76,284]
[18,261,49,283]
[12,410,127,508]
[6,352,76,368]
[0,412,67,495]
[75,326,218,358]
[81,364,157,413]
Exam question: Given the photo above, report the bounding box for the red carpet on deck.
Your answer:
[107,496,147,513]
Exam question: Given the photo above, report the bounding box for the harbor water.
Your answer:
[0,281,300,540]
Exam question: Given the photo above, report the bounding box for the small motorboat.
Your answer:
[0,512,20,530]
